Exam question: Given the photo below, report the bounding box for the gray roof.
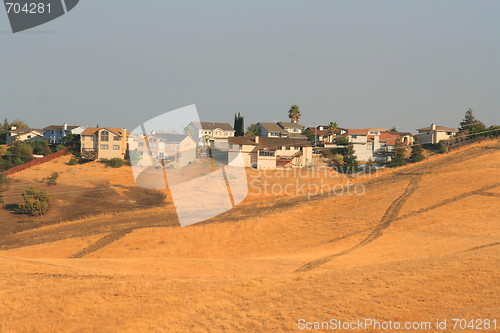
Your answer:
[257,122,288,133]
[417,125,457,132]
[154,133,193,143]
[192,122,234,131]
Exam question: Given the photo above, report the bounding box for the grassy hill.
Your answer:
[0,140,498,332]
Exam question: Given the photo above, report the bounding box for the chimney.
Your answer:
[254,136,260,144]
[373,132,381,151]
[431,123,436,130]
[63,123,68,131]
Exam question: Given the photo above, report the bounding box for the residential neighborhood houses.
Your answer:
[1,107,496,173]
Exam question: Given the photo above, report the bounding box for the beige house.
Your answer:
[415,123,457,144]
[6,128,44,144]
[80,127,128,160]
[228,136,313,169]
[188,122,235,147]
[129,133,197,168]
[257,122,307,139]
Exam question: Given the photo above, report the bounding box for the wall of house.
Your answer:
[257,154,276,169]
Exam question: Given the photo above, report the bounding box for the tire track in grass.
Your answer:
[295,175,422,273]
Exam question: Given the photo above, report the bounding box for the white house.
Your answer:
[43,123,86,144]
[346,128,411,162]
[6,127,44,144]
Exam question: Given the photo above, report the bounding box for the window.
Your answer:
[138,142,144,147]
[367,142,373,151]
[113,145,120,150]
[352,135,357,139]
[150,143,157,148]
[278,146,283,150]
[101,131,109,141]
[239,145,243,150]
[82,144,85,148]
[90,135,95,141]
[100,144,109,149]
[114,136,120,141]
[259,151,275,157]
[285,146,291,150]
[446,132,452,135]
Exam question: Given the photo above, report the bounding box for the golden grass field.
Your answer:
[0,140,499,332]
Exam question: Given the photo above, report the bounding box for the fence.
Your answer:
[441,135,498,151]
[2,149,68,176]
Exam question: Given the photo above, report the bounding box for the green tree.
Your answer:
[20,188,50,216]
[410,137,425,162]
[409,137,425,163]
[391,141,407,167]
[459,108,486,136]
[30,139,52,156]
[245,123,260,136]
[388,126,398,133]
[342,144,358,172]
[328,122,339,135]
[233,113,245,137]
[334,135,349,146]
[60,133,81,154]
[9,141,34,164]
[46,172,60,185]
[288,105,301,123]
[303,128,315,142]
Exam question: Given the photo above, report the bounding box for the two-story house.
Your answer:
[80,127,128,160]
[257,122,307,139]
[228,136,313,169]
[188,122,235,147]
[347,128,410,162]
[129,133,197,168]
[43,124,86,144]
[415,123,457,144]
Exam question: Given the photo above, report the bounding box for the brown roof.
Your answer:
[81,127,127,136]
[278,122,302,129]
[192,122,234,131]
[368,132,400,146]
[229,136,311,150]
[258,122,288,133]
[43,125,81,131]
[417,125,457,132]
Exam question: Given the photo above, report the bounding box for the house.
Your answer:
[307,125,348,144]
[346,128,410,162]
[228,136,313,169]
[257,122,289,138]
[6,127,44,144]
[129,133,197,168]
[188,122,235,147]
[257,122,307,139]
[80,127,128,160]
[43,123,86,144]
[415,123,457,144]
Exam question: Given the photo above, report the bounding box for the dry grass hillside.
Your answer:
[0,140,499,332]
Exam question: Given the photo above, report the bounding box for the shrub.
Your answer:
[20,188,50,216]
[68,157,79,165]
[438,144,448,154]
[100,158,124,168]
[46,172,59,185]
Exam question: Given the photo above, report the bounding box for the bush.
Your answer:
[20,188,50,216]
[438,143,448,154]
[46,172,59,185]
[100,158,124,168]
[68,157,79,165]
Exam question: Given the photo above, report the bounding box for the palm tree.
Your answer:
[328,122,339,135]
[288,105,301,123]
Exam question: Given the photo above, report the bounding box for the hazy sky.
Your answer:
[1,0,498,132]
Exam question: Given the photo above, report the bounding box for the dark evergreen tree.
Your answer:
[342,144,358,173]
[234,113,245,137]
[245,123,259,136]
[409,137,425,163]
[459,108,486,136]
[390,141,407,167]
